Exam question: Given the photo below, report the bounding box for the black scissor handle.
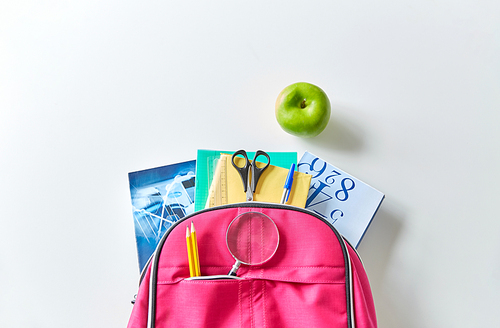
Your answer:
[251,150,270,192]
[231,150,250,192]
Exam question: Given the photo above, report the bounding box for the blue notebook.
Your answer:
[129,160,196,272]
[298,152,384,247]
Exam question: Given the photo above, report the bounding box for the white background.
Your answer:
[1,1,499,327]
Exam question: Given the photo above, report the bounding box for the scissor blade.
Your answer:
[246,185,253,201]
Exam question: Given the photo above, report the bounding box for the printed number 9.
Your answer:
[305,158,327,178]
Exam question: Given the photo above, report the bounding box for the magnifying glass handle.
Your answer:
[228,260,242,276]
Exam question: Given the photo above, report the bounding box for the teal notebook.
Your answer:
[194,150,297,212]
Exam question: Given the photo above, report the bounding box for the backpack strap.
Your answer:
[340,236,356,328]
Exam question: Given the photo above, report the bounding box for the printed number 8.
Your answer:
[335,178,355,201]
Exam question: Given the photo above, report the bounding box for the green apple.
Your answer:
[275,82,331,138]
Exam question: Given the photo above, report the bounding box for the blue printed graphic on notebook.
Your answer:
[129,160,196,272]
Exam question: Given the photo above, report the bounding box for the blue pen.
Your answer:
[280,163,295,204]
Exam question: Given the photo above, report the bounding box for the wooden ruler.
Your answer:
[205,155,229,208]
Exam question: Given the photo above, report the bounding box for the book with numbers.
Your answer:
[298,151,384,247]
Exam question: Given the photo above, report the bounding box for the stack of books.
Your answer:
[128,150,384,272]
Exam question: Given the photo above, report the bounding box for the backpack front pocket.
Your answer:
[156,278,253,328]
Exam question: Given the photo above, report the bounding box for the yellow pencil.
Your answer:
[190,222,201,277]
[186,226,195,277]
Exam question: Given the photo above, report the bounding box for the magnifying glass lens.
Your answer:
[226,212,279,275]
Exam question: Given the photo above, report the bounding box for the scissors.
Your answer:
[231,150,271,202]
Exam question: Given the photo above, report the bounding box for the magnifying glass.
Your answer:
[226,211,280,276]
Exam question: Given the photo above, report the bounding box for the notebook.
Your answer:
[128,160,196,271]
[194,150,297,211]
[298,152,384,247]
[205,153,311,208]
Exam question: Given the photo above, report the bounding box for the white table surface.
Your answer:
[1,1,499,327]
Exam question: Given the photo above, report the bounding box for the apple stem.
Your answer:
[300,99,307,108]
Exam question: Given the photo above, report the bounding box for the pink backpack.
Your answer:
[127,203,377,327]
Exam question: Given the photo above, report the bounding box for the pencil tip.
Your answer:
[186,225,190,237]
[191,221,195,232]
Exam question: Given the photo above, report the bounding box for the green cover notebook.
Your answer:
[194,150,297,212]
